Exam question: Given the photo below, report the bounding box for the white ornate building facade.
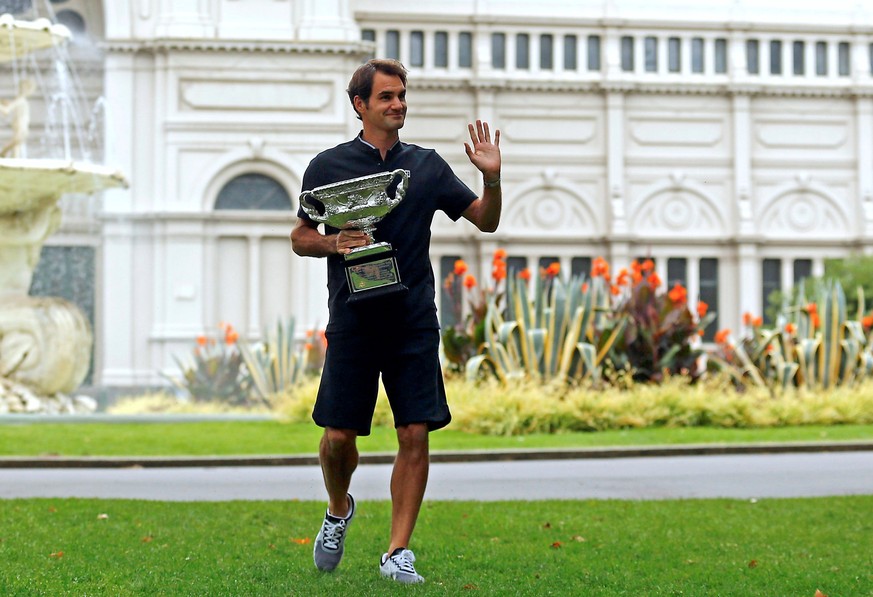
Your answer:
[14,0,873,388]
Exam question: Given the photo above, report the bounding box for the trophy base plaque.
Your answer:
[344,242,408,304]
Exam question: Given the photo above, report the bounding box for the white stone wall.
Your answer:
[41,0,873,387]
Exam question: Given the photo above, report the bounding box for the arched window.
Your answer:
[214,173,293,211]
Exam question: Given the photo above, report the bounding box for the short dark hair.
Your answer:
[346,59,407,120]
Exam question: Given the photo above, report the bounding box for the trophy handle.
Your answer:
[389,169,410,203]
[299,190,326,216]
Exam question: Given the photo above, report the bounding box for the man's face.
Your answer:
[356,71,407,134]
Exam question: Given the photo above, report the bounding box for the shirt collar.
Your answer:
[356,132,401,155]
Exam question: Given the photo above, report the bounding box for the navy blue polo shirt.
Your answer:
[298,134,477,332]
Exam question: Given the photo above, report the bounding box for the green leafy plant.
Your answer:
[466,259,626,385]
[239,318,325,403]
[609,259,714,383]
[165,322,252,405]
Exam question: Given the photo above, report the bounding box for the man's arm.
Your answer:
[461,120,502,233]
[290,218,371,257]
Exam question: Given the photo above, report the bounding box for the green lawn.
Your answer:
[1,421,872,458]
[1,496,870,596]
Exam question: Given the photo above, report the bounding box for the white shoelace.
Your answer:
[320,518,347,550]
[388,549,417,574]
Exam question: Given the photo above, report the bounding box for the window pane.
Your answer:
[838,42,850,76]
[507,256,528,278]
[540,34,553,69]
[361,29,375,42]
[747,39,759,74]
[459,32,472,67]
[770,40,782,74]
[793,259,812,284]
[434,31,448,68]
[539,256,560,272]
[571,257,591,279]
[492,33,506,69]
[668,37,681,72]
[793,40,804,75]
[410,31,424,67]
[667,258,687,288]
[762,258,781,324]
[691,37,704,73]
[816,41,828,76]
[587,35,601,70]
[516,33,530,69]
[386,30,400,60]
[699,258,719,342]
[644,36,657,72]
[440,255,462,328]
[714,38,727,73]
[564,35,577,70]
[621,36,634,72]
[870,43,873,75]
[216,174,291,210]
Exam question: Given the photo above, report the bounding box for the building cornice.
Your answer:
[102,39,375,56]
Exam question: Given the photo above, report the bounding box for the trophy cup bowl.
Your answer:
[298,169,410,304]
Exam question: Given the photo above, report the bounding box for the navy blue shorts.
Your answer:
[312,328,451,436]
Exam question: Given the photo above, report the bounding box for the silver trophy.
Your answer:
[299,169,410,304]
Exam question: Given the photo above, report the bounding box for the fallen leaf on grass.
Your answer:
[142,536,154,544]
[268,544,276,550]
[462,584,478,590]
[551,542,562,549]
[571,535,586,542]
[48,506,57,513]
[748,560,758,569]
[49,551,64,559]
[814,591,828,597]
[542,522,552,529]
[290,537,311,545]
[97,513,109,520]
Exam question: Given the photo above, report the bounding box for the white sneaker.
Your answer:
[380,547,425,584]
[313,494,355,571]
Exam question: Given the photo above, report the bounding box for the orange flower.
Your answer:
[591,257,609,279]
[806,302,818,315]
[492,259,507,281]
[225,330,239,345]
[696,301,708,318]
[453,259,468,276]
[697,329,705,336]
[811,312,820,328]
[742,312,753,326]
[863,314,873,329]
[630,259,642,275]
[784,322,797,334]
[647,272,661,288]
[493,248,507,261]
[714,328,731,344]
[581,282,589,293]
[641,259,655,273]
[545,262,560,278]
[304,342,313,351]
[464,274,477,289]
[196,335,208,347]
[610,284,621,296]
[616,268,629,286]
[753,316,763,327]
[517,268,531,281]
[667,283,687,304]
[631,270,643,285]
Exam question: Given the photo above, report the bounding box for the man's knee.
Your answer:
[396,423,429,451]
[322,427,358,455]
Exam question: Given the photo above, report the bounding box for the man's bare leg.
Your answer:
[388,422,429,553]
[320,427,358,517]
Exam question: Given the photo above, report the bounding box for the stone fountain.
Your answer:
[0,14,127,413]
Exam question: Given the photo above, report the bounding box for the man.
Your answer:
[290,58,501,584]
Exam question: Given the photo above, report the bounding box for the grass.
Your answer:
[0,496,870,596]
[0,421,872,458]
